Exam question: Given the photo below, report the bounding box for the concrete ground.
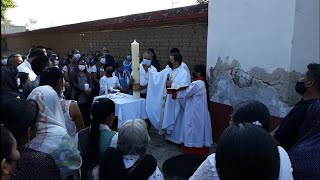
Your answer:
[146,126,216,171]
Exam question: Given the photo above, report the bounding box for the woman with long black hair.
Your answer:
[76,98,117,180]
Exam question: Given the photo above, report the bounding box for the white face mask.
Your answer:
[100,58,106,64]
[78,65,86,71]
[1,59,7,65]
[75,53,81,60]
[17,78,20,87]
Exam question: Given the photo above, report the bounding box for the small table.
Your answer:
[93,93,148,128]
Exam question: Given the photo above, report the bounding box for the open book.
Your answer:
[166,86,188,92]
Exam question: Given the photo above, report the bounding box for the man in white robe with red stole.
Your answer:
[146,53,190,144]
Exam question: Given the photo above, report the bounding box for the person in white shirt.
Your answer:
[99,64,121,95]
[163,53,191,143]
[166,48,191,80]
[145,53,190,142]
[17,49,44,81]
[190,100,293,180]
[91,53,106,96]
[139,51,158,98]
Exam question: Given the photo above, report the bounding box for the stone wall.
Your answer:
[4,4,208,71]
[206,0,319,118]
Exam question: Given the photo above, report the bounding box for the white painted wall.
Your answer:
[207,0,319,74]
[290,0,320,73]
[207,0,296,73]
[206,0,320,116]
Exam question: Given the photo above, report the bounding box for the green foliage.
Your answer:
[197,0,209,4]
[1,0,16,20]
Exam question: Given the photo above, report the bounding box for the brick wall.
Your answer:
[4,4,208,71]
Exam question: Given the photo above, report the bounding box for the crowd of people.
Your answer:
[1,45,319,180]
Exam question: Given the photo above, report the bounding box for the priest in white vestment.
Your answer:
[165,48,191,81]
[164,53,191,143]
[145,53,191,144]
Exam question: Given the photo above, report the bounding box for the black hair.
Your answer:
[1,127,16,160]
[99,147,127,180]
[306,63,320,91]
[87,51,93,56]
[1,98,39,141]
[19,72,29,88]
[194,64,210,108]
[31,55,49,75]
[231,100,271,131]
[29,48,49,75]
[172,53,183,65]
[7,53,21,67]
[88,98,115,165]
[46,48,53,51]
[39,67,63,91]
[23,81,39,99]
[29,48,45,59]
[147,48,157,60]
[170,48,180,54]
[216,123,280,180]
[103,63,113,71]
[10,67,19,77]
[115,60,124,68]
[66,53,75,65]
[35,45,46,49]
[72,49,80,54]
[80,54,86,61]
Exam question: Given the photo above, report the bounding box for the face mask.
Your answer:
[295,81,307,95]
[74,53,81,60]
[192,72,197,78]
[168,61,173,69]
[106,69,114,74]
[142,59,151,66]
[100,58,106,64]
[1,59,7,65]
[78,65,86,71]
[117,67,124,73]
[17,78,21,87]
[126,56,132,61]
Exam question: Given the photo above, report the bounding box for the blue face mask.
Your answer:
[142,59,152,66]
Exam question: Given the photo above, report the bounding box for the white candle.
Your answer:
[131,40,140,98]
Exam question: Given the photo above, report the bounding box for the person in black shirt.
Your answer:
[274,63,320,151]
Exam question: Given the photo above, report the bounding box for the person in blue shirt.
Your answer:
[114,60,133,95]
[102,47,115,69]
[123,54,132,73]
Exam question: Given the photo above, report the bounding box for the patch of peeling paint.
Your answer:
[208,56,303,117]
